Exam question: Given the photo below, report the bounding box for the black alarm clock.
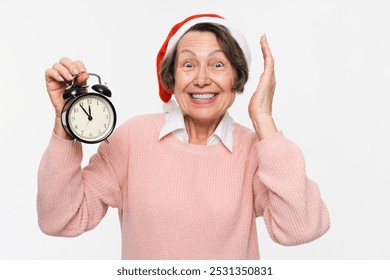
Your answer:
[61,73,117,144]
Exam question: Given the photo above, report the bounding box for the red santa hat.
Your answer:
[156,14,251,103]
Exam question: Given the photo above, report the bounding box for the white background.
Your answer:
[0,0,389,260]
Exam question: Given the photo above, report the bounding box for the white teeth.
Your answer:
[191,94,216,100]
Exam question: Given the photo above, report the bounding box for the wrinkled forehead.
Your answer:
[176,31,222,52]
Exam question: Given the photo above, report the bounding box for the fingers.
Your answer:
[260,34,274,76]
[74,60,88,84]
[45,68,64,83]
[58,57,87,78]
[46,57,88,84]
[257,34,276,91]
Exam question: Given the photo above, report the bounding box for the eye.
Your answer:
[214,61,224,68]
[184,62,193,68]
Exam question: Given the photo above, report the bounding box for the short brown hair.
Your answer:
[159,23,249,94]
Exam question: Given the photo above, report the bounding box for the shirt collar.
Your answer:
[159,106,234,153]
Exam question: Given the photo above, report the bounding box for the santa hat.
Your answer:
[156,14,251,103]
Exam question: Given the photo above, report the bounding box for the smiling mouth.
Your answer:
[190,93,217,100]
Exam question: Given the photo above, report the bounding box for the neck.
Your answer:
[184,115,223,145]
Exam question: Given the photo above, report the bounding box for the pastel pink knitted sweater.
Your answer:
[37,113,329,259]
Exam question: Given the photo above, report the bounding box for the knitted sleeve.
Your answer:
[253,132,330,246]
[37,127,127,237]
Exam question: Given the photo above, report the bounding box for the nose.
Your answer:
[193,64,211,87]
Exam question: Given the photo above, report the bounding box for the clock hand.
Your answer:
[88,105,92,118]
[80,104,93,121]
[79,104,89,116]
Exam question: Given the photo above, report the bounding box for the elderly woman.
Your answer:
[38,14,329,259]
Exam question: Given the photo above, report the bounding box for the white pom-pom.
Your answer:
[162,99,178,113]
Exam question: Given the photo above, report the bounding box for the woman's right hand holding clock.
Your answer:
[44,57,88,139]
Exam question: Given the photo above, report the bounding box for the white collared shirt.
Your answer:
[159,106,234,153]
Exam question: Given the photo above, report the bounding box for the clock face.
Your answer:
[66,93,116,143]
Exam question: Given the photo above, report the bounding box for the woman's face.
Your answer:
[174,31,236,123]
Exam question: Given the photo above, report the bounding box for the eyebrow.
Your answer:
[179,49,224,57]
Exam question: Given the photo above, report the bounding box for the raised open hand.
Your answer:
[248,35,278,140]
